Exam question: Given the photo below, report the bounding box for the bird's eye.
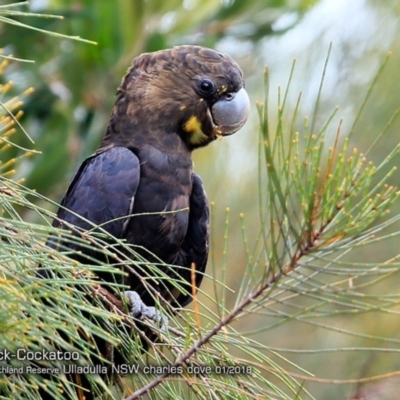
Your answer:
[198,78,215,95]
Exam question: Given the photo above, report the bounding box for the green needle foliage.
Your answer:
[0,1,96,52]
[256,55,400,292]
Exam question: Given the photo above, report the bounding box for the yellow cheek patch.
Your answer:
[183,115,209,145]
[184,115,202,133]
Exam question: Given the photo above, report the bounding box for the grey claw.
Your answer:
[125,291,144,318]
[124,291,168,333]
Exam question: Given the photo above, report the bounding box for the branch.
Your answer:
[124,227,321,400]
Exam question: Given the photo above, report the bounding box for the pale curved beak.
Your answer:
[211,88,250,135]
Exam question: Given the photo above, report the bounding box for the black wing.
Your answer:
[174,173,209,307]
[49,147,140,255]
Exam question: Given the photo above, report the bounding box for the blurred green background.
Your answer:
[2,0,400,398]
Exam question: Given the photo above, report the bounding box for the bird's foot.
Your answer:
[124,291,168,333]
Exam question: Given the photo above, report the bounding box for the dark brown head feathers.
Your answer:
[100,45,248,152]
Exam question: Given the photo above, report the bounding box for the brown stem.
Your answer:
[124,267,287,399]
[124,221,325,399]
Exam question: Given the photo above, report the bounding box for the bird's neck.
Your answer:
[99,113,192,162]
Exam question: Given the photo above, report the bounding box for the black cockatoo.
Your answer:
[48,45,249,325]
